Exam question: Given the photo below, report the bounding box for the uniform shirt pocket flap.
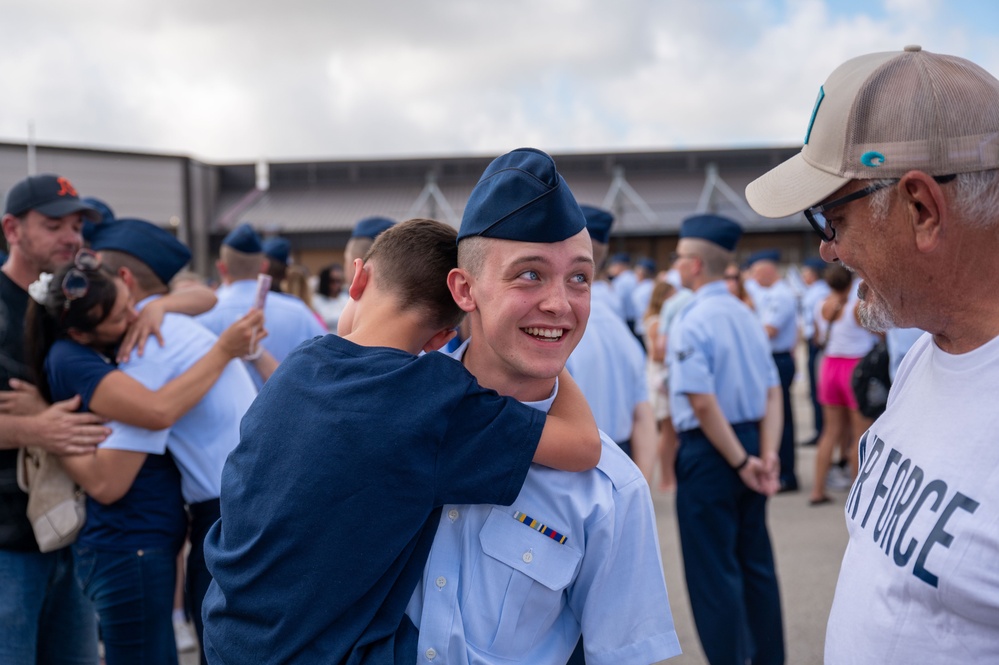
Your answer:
[479,507,581,591]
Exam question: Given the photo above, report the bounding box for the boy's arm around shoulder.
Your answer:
[534,369,601,472]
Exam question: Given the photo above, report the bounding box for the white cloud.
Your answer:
[0,0,995,161]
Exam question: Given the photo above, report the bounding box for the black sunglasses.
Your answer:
[804,174,956,242]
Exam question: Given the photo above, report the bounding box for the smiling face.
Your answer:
[818,181,907,332]
[457,230,594,401]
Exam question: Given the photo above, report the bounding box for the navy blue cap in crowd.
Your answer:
[351,217,396,239]
[81,196,116,243]
[223,223,263,254]
[679,214,743,252]
[262,236,291,265]
[579,205,614,244]
[638,258,657,273]
[609,253,631,265]
[743,248,782,269]
[3,174,100,221]
[89,218,192,285]
[803,257,827,273]
[457,148,586,243]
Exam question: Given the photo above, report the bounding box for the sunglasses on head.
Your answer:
[61,249,102,309]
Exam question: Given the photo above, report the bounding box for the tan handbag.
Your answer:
[16,446,86,553]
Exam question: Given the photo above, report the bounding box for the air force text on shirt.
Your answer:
[846,433,980,588]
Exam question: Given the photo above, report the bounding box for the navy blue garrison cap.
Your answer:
[638,257,657,273]
[579,205,614,244]
[609,252,631,265]
[262,236,291,265]
[81,196,115,243]
[803,256,827,273]
[457,148,586,242]
[679,214,743,251]
[743,248,781,268]
[89,218,192,285]
[223,223,263,254]
[351,217,396,239]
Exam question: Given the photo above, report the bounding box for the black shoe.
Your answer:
[799,436,819,446]
[778,480,799,494]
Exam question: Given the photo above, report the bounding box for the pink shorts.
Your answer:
[818,356,861,410]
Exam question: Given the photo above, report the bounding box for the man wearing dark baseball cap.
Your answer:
[746,46,999,663]
[1,173,107,663]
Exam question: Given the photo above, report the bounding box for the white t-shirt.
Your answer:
[815,291,878,358]
[825,332,999,663]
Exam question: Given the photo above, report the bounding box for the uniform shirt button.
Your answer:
[425,647,437,660]
[435,576,447,589]
[522,551,533,563]
[447,509,459,521]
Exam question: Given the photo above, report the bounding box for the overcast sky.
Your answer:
[2,0,996,163]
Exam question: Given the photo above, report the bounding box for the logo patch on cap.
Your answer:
[861,151,886,168]
[56,177,78,198]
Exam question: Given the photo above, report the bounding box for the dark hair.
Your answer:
[825,263,853,293]
[317,263,344,298]
[24,262,120,402]
[364,218,463,330]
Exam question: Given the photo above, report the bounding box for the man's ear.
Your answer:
[346,258,369,300]
[901,171,945,253]
[447,268,477,313]
[422,328,457,354]
[1,213,19,245]
[116,266,136,291]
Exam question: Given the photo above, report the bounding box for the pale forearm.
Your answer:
[630,401,659,484]
[0,415,33,449]
[159,284,217,316]
[688,392,746,466]
[59,449,146,505]
[759,386,783,458]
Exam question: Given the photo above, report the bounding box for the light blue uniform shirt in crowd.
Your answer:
[754,279,799,353]
[591,280,625,321]
[668,281,779,433]
[566,299,648,443]
[657,288,695,338]
[100,297,258,503]
[801,280,831,341]
[630,278,655,335]
[197,279,326,389]
[405,340,681,665]
[611,269,639,322]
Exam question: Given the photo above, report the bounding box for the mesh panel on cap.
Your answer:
[845,52,999,178]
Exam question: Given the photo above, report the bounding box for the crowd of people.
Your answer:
[1,44,997,665]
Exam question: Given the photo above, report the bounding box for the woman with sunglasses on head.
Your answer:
[23,250,265,665]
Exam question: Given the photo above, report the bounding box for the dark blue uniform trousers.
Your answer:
[772,351,797,489]
[676,424,784,665]
[806,341,823,441]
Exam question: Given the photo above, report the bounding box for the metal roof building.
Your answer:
[1,141,816,278]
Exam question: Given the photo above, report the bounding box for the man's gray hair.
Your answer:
[868,169,999,228]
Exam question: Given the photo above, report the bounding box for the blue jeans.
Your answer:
[73,545,178,665]
[0,547,99,665]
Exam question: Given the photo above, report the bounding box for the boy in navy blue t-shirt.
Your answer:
[203,219,600,664]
